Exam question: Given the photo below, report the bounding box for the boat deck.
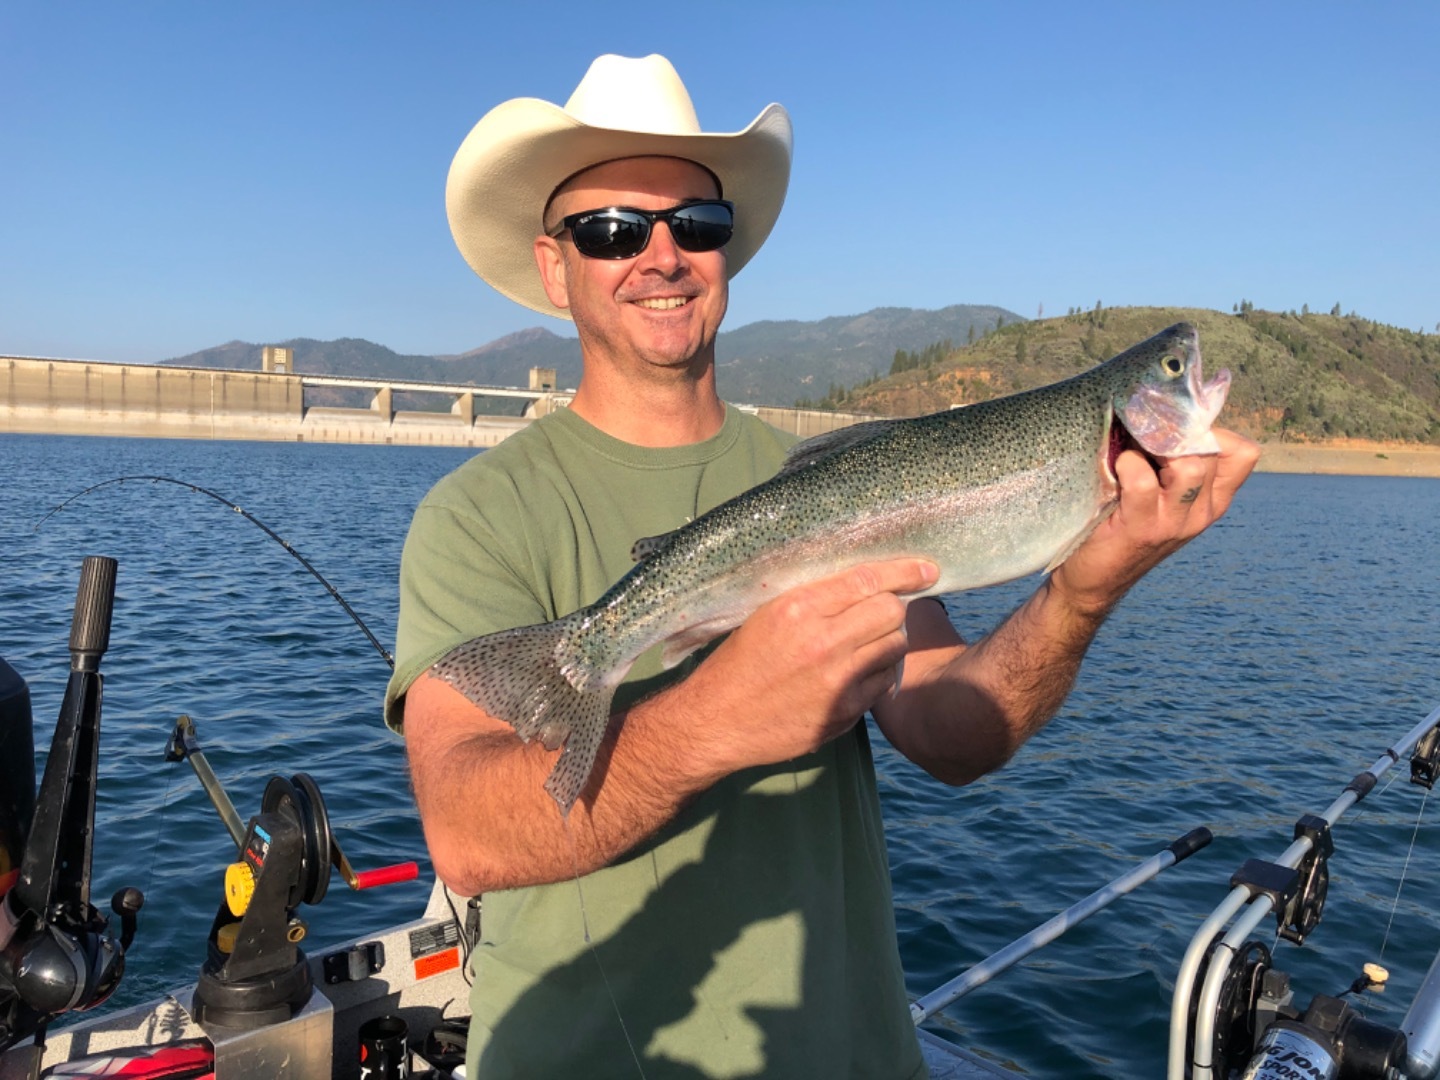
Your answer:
[919,1029,1017,1078]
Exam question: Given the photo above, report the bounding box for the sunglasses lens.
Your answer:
[563,202,733,259]
[669,203,733,252]
[570,211,650,259]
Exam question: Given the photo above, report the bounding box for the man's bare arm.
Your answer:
[405,558,937,895]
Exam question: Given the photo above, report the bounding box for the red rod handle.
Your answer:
[352,862,420,889]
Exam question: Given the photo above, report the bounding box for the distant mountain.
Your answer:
[838,305,1440,444]
[435,328,585,389]
[169,337,475,383]
[161,304,1022,407]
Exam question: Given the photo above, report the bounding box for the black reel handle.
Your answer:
[68,556,117,673]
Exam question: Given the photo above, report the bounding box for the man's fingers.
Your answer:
[1155,430,1260,528]
[1112,448,1161,501]
[1210,430,1262,509]
[801,558,939,616]
[1114,446,1218,536]
[1157,452,1219,525]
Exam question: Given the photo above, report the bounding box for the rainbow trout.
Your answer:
[433,322,1230,812]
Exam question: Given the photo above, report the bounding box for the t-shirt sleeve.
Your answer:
[383,475,549,733]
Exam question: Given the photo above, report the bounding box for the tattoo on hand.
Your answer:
[1179,486,1202,504]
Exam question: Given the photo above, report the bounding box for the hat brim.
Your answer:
[446,98,793,319]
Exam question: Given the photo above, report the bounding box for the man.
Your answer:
[388,55,1258,1079]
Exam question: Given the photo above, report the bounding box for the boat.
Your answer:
[4,558,1440,1078]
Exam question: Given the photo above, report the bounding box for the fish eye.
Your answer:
[1163,355,1184,377]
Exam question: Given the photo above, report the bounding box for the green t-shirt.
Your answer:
[388,405,926,1080]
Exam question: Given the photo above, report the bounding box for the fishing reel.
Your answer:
[1234,983,1406,1079]
[167,718,417,1030]
[1189,814,1410,1078]
[0,557,143,1054]
[1223,814,1332,956]
[191,773,328,1028]
[1193,938,1409,1078]
[1189,938,1275,1074]
[1410,725,1440,790]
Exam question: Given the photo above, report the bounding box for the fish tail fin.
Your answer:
[430,614,615,815]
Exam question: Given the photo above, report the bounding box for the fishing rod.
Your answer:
[1170,701,1440,1080]
[911,826,1213,1026]
[35,476,394,670]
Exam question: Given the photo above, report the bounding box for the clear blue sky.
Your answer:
[3,2,1436,364]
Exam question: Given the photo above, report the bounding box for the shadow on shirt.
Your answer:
[473,725,923,1079]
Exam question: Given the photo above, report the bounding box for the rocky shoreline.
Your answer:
[1256,441,1440,478]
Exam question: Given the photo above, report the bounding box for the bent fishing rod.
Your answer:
[35,476,394,669]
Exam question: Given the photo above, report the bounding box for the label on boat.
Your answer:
[409,922,462,980]
[1241,1025,1338,1080]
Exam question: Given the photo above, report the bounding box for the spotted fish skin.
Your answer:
[432,323,1230,813]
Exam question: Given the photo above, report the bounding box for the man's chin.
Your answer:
[630,327,712,371]
[638,346,711,374]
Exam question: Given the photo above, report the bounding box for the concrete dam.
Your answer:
[1,355,871,447]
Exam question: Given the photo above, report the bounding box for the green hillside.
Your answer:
[838,306,1440,444]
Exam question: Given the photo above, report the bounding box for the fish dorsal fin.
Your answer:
[775,419,898,478]
[630,532,676,562]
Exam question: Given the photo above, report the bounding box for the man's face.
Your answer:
[534,156,729,380]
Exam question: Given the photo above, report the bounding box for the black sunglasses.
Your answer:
[548,200,735,260]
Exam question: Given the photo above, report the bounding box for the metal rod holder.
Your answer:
[164,715,245,851]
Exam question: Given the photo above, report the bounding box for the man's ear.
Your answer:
[534,236,570,311]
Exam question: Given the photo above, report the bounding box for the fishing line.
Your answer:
[35,476,394,669]
[141,756,181,916]
[1375,786,1428,969]
[562,815,650,1080]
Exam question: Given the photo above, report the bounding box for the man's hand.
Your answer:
[1049,428,1260,618]
[677,558,939,786]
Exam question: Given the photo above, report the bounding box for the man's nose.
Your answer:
[638,221,685,272]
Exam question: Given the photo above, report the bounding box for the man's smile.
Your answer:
[632,296,693,311]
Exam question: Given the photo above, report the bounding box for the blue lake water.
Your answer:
[2,432,1439,1078]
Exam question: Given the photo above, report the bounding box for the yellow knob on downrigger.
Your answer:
[224,862,256,917]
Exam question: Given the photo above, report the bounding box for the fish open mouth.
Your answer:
[1106,411,1148,481]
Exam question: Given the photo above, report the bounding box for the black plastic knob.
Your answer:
[69,556,117,671]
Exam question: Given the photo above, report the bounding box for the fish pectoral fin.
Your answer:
[659,619,734,670]
[1041,501,1118,575]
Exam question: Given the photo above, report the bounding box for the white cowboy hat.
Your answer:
[445,54,793,319]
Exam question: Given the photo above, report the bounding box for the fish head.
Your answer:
[1110,323,1231,458]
